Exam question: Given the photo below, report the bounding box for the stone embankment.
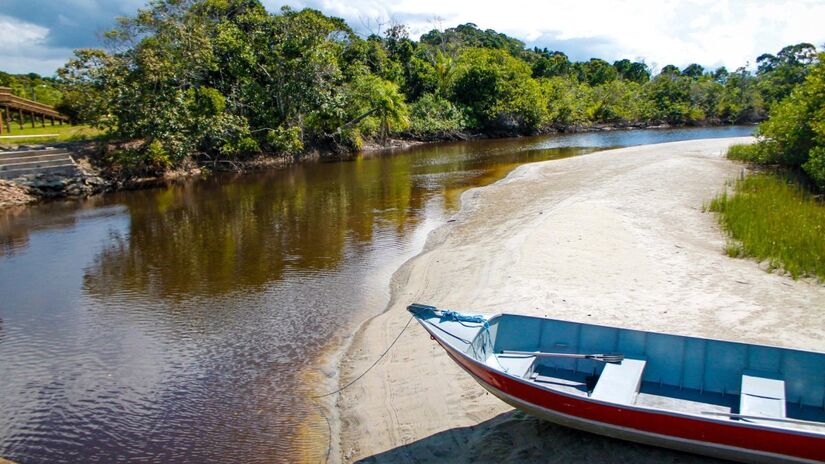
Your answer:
[0,146,108,208]
[0,179,35,208]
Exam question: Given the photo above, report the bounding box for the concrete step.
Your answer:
[0,153,73,165]
[0,164,77,180]
[0,149,68,159]
[0,158,75,171]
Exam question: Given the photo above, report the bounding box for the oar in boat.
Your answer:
[500,350,624,363]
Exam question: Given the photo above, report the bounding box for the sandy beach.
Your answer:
[334,137,825,463]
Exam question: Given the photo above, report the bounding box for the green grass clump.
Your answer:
[708,173,825,280]
[0,124,101,144]
[726,143,758,161]
[725,142,779,164]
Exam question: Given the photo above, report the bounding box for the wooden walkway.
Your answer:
[0,87,69,135]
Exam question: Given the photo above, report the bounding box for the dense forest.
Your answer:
[3,0,821,175]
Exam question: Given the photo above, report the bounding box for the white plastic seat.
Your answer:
[591,358,647,404]
[740,370,786,419]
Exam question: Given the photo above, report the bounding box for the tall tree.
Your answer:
[757,43,818,106]
[681,63,705,79]
[576,58,618,86]
[613,59,650,84]
[532,51,573,78]
[348,73,409,141]
[452,48,546,131]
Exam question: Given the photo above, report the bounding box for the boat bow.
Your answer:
[407,303,490,355]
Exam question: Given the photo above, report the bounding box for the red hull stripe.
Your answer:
[433,334,825,462]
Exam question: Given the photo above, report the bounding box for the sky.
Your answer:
[1,0,824,76]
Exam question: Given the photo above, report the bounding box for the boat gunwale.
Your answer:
[418,312,825,439]
[479,312,825,359]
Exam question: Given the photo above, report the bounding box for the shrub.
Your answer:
[266,126,304,156]
[726,143,779,164]
[540,76,592,126]
[451,48,548,131]
[409,94,465,133]
[802,146,825,187]
[187,87,226,117]
[590,80,644,123]
[237,137,261,154]
[738,52,825,188]
[145,140,173,169]
[335,127,363,152]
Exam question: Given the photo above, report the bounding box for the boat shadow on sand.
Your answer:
[355,409,730,463]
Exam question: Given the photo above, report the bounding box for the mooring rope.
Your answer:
[309,310,484,462]
[307,398,333,464]
[425,318,472,344]
[310,315,414,463]
[312,315,415,399]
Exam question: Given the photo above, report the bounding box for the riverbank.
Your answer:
[335,137,825,462]
[0,123,744,210]
[0,180,36,208]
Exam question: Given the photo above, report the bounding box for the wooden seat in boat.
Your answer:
[591,358,647,404]
[740,370,786,419]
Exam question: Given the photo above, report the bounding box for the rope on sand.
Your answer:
[312,315,414,399]
[310,315,414,463]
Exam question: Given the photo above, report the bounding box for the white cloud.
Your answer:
[0,53,70,75]
[0,15,73,75]
[2,0,825,75]
[0,14,49,47]
[266,0,825,70]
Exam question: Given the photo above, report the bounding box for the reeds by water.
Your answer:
[708,172,825,281]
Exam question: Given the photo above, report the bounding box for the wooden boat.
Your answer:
[407,304,825,463]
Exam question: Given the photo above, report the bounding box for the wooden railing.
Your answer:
[0,87,70,135]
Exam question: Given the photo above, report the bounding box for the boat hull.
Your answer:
[426,324,825,464]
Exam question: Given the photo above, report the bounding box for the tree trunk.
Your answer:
[338,107,378,131]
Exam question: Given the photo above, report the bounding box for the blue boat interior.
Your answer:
[408,305,825,432]
[475,313,825,429]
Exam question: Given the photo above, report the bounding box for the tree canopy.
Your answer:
[731,53,825,189]
[26,0,816,171]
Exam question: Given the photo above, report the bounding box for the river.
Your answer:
[0,126,752,463]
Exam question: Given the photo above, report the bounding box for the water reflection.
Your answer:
[0,126,753,463]
[84,159,424,299]
[82,145,593,302]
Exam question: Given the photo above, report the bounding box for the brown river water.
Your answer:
[0,127,752,463]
